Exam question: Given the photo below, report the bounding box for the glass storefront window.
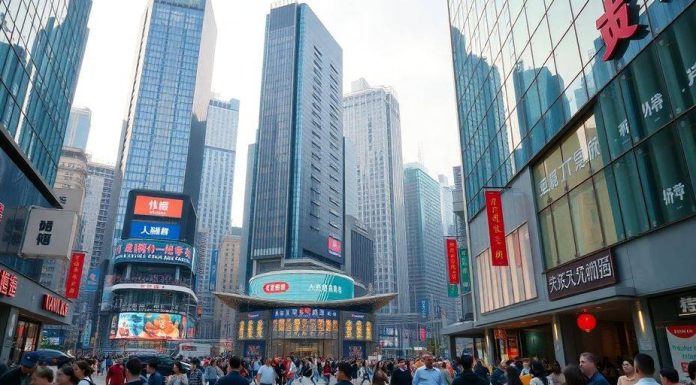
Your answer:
[635,125,696,227]
[598,82,634,159]
[560,121,592,191]
[655,5,696,116]
[620,45,673,139]
[677,108,696,192]
[594,168,625,245]
[612,152,650,237]
[551,195,576,264]
[569,179,604,255]
[539,207,558,268]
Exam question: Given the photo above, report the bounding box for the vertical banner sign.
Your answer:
[448,285,459,298]
[208,250,219,291]
[459,248,471,294]
[65,251,85,299]
[485,190,509,266]
[446,239,460,284]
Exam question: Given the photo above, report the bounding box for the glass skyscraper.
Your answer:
[447,0,696,368]
[196,97,239,339]
[246,3,344,272]
[0,0,92,184]
[343,78,408,314]
[64,106,91,151]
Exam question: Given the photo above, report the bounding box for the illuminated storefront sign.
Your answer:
[113,239,194,268]
[0,268,18,297]
[109,312,187,340]
[268,308,339,340]
[133,195,183,219]
[43,294,69,316]
[128,220,181,240]
[546,249,617,300]
[344,312,373,341]
[248,271,354,301]
[328,236,342,257]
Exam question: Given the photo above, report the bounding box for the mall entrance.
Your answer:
[269,339,338,358]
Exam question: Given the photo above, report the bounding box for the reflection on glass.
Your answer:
[598,82,633,159]
[612,153,650,237]
[594,168,624,244]
[569,180,604,255]
[539,208,558,268]
[547,0,573,47]
[677,109,696,191]
[655,7,696,115]
[552,196,576,264]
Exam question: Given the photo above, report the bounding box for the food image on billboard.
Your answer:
[109,312,186,340]
[134,196,183,219]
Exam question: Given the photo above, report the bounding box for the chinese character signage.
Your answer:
[208,250,219,291]
[128,220,181,240]
[679,297,696,317]
[113,239,194,269]
[460,248,471,294]
[546,249,617,300]
[0,268,18,297]
[328,236,342,257]
[448,284,459,298]
[270,308,339,340]
[65,251,85,299]
[420,298,429,319]
[133,195,183,219]
[248,271,354,301]
[485,190,509,266]
[537,135,601,200]
[43,294,69,316]
[446,239,460,284]
[21,208,78,260]
[596,0,639,61]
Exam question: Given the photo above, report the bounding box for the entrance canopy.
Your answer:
[214,292,397,313]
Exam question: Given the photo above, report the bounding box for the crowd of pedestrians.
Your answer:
[0,350,693,385]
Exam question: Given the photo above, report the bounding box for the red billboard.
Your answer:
[485,190,509,266]
[328,237,342,256]
[133,195,183,218]
[65,252,85,299]
[446,239,460,284]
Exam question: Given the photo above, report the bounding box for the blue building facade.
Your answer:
[64,107,91,151]
[448,0,696,371]
[247,3,344,272]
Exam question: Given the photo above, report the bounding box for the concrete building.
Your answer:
[213,230,242,341]
[64,107,91,151]
[196,98,240,339]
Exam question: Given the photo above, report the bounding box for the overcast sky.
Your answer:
[73,0,460,226]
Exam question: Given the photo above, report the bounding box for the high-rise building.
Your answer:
[196,97,240,339]
[438,175,456,237]
[344,215,374,294]
[109,0,216,245]
[64,107,92,151]
[343,78,408,314]
[446,0,696,367]
[213,229,242,342]
[246,2,343,273]
[403,164,454,322]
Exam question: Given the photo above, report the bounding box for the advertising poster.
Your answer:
[209,250,219,291]
[249,271,354,301]
[110,312,186,340]
[272,308,338,339]
[244,342,265,358]
[129,220,181,240]
[343,342,366,359]
[133,196,183,218]
[84,268,100,292]
[666,325,696,381]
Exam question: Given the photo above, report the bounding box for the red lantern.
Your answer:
[577,313,597,333]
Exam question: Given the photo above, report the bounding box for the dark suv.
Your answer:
[127,355,190,377]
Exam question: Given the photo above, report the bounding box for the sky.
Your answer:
[73,0,461,227]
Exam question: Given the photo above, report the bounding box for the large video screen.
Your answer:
[109,312,187,340]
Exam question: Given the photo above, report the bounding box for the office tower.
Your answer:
[196,98,240,338]
[213,229,242,341]
[438,175,456,237]
[344,215,375,294]
[343,78,408,313]
[64,107,92,151]
[245,3,343,273]
[110,0,216,243]
[403,164,454,321]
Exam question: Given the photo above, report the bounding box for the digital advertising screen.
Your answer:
[109,312,187,340]
[133,195,183,218]
[270,308,339,339]
[113,239,194,269]
[128,220,181,240]
[248,271,354,301]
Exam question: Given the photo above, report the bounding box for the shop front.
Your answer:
[649,291,696,382]
[0,265,73,364]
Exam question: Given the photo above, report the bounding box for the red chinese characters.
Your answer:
[485,190,509,266]
[596,0,639,61]
[65,252,85,299]
[0,269,18,297]
[263,281,289,294]
[446,239,460,284]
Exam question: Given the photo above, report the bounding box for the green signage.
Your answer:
[448,284,459,297]
[460,248,471,294]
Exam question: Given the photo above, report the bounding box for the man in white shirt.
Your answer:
[633,354,659,385]
[257,359,277,385]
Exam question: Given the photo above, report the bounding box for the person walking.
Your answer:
[189,359,204,385]
[390,359,412,385]
[125,358,146,385]
[547,362,564,385]
[506,367,523,385]
[618,360,639,385]
[258,359,278,385]
[205,361,220,385]
[659,368,679,385]
[56,365,80,385]
[491,360,509,385]
[451,355,487,385]
[217,357,251,385]
[413,355,444,385]
[530,361,549,385]
[30,366,54,385]
[371,362,388,385]
[74,360,96,385]
[0,352,39,385]
[166,362,189,385]
[322,362,332,384]
[146,362,164,385]
[107,358,126,385]
[563,365,587,385]
[579,353,609,385]
[335,363,354,385]
[632,354,659,385]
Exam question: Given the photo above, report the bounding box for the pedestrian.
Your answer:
[31,366,55,385]
[473,360,490,382]
[189,359,204,385]
[547,362,564,385]
[563,365,587,385]
[451,355,487,385]
[146,362,164,385]
[167,362,189,385]
[322,362,332,384]
[491,360,509,385]
[371,362,388,385]
[413,355,444,385]
[108,358,127,385]
[56,365,80,385]
[658,368,679,385]
[258,359,278,385]
[618,360,638,385]
[441,363,453,385]
[579,353,609,385]
[0,352,39,385]
[632,354,658,385]
[530,361,549,385]
[335,363,353,385]
[125,358,146,385]
[689,361,696,385]
[390,359,412,385]
[218,357,254,385]
[74,360,96,385]
[506,367,523,385]
[253,359,261,380]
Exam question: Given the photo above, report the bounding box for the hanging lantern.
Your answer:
[577,313,597,332]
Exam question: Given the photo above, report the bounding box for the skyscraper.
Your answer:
[64,107,92,151]
[213,229,242,342]
[438,175,456,237]
[110,0,216,243]
[343,78,408,314]
[403,164,454,322]
[196,98,240,338]
[245,3,343,273]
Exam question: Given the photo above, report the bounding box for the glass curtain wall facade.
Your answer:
[343,80,408,314]
[248,3,344,270]
[64,107,91,151]
[196,98,239,339]
[0,0,92,184]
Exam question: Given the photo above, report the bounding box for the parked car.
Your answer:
[127,355,190,377]
[35,349,74,367]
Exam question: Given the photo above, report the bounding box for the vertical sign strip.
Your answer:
[459,248,471,294]
[485,190,509,266]
[446,238,460,284]
[65,251,85,299]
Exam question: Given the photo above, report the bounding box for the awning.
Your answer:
[214,291,397,312]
